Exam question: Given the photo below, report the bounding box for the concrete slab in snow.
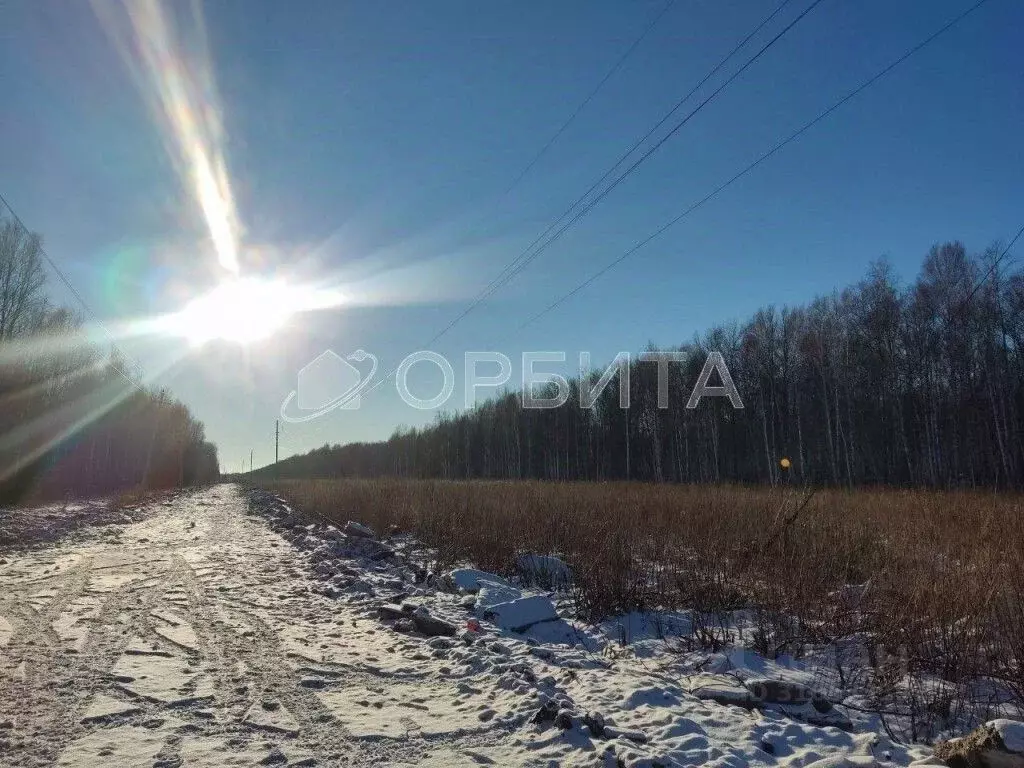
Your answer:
[482,595,558,632]
[447,568,511,593]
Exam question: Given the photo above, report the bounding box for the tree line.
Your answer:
[260,239,1024,489]
[0,215,219,504]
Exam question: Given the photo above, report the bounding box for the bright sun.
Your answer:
[167,277,343,345]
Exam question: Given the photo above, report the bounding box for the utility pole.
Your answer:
[275,419,279,465]
[250,449,253,473]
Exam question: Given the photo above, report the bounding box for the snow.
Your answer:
[55,721,184,767]
[0,483,1016,768]
[242,700,301,735]
[80,694,142,722]
[151,609,200,651]
[804,757,881,768]
[991,718,1024,753]
[601,609,693,654]
[110,652,216,705]
[0,614,13,648]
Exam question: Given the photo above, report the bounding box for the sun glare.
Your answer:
[167,277,343,345]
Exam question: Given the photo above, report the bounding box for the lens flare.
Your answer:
[93,0,241,274]
[163,277,345,346]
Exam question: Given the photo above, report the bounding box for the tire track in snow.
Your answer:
[0,555,98,766]
[4,486,565,767]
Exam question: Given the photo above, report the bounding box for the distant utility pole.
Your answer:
[250,449,253,473]
[275,419,279,465]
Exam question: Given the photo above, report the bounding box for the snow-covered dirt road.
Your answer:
[0,484,961,767]
[0,485,360,767]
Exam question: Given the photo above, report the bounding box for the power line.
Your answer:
[314,0,818,411]
[502,0,680,196]
[427,0,807,346]
[907,221,1022,365]
[481,0,797,300]
[434,0,683,290]
[0,190,146,392]
[958,221,1024,312]
[493,0,825,294]
[520,0,995,330]
[334,0,816,414]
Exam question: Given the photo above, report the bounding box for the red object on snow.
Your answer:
[466,618,481,632]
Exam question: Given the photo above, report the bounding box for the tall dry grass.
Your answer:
[259,478,1024,734]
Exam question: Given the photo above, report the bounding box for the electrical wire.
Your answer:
[519,0,994,329]
[0,191,146,392]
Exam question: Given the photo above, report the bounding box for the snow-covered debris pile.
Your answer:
[244,489,1013,768]
[245,490,423,607]
[933,719,1024,768]
[445,567,560,632]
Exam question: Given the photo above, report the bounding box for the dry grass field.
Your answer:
[260,478,1024,728]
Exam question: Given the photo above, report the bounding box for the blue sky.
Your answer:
[2,0,1022,472]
